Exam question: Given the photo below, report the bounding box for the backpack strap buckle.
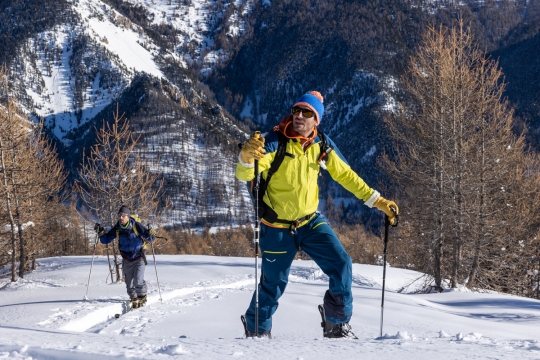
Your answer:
[288,220,300,237]
[286,212,316,237]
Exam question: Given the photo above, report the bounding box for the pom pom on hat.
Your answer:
[293,91,325,124]
[309,91,324,103]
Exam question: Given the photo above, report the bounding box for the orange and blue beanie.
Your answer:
[293,91,324,124]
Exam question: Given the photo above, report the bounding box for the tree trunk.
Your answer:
[108,200,121,282]
[0,136,18,282]
[17,214,26,278]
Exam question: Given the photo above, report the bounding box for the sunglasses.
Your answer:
[291,107,314,118]
[118,213,129,218]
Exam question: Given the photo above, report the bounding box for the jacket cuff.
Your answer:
[364,190,380,208]
[238,153,254,168]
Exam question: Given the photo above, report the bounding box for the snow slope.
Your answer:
[0,255,540,359]
[22,0,164,141]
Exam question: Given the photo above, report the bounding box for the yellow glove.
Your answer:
[373,196,399,225]
[240,133,265,164]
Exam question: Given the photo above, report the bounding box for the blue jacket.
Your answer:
[99,217,154,261]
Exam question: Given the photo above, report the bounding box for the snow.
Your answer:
[124,0,254,75]
[1,255,540,359]
[1,222,35,234]
[84,18,162,79]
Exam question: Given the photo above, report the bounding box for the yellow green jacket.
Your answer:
[236,118,380,227]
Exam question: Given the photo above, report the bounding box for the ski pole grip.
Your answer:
[390,206,399,227]
[254,131,261,139]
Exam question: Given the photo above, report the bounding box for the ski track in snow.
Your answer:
[56,277,254,333]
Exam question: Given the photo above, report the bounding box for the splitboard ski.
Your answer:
[114,297,146,318]
[114,300,131,318]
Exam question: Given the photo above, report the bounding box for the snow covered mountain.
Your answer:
[1,255,540,359]
[10,0,253,140]
[6,0,255,228]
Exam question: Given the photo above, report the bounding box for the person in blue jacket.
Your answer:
[95,205,156,308]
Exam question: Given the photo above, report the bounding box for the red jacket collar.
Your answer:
[274,115,317,148]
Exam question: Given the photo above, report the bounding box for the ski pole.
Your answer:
[149,241,163,303]
[146,225,163,303]
[83,233,99,301]
[380,207,398,337]
[252,131,261,337]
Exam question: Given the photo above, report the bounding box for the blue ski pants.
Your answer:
[245,214,353,334]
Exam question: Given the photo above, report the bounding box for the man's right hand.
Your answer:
[94,223,105,236]
[240,133,265,164]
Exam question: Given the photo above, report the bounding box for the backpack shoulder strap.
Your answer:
[266,131,290,182]
[132,221,140,237]
[251,131,292,205]
[316,130,334,169]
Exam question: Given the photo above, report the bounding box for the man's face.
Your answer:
[291,106,318,137]
[118,213,129,226]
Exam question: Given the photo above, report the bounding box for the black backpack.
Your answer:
[244,130,333,222]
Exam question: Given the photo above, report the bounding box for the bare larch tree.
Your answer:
[383,20,540,293]
[77,107,167,282]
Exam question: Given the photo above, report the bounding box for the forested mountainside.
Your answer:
[0,0,71,67]
[494,30,540,147]
[209,0,540,201]
[2,0,540,229]
[62,71,252,229]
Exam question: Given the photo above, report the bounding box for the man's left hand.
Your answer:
[148,228,157,237]
[373,196,399,225]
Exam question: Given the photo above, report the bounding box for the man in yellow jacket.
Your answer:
[236,91,398,338]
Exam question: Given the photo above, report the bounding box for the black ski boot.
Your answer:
[240,315,272,339]
[318,304,358,339]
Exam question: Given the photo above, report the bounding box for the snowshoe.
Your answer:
[318,304,358,339]
[130,295,147,310]
[240,315,271,339]
[130,297,140,309]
